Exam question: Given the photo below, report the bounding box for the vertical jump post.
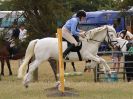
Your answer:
[57,28,64,93]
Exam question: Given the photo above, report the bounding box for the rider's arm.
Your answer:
[70,18,80,36]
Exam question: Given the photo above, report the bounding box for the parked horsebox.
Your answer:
[76,10,133,33]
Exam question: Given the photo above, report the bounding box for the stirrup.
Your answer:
[63,55,69,60]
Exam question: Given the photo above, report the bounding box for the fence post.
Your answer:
[57,28,64,93]
[123,54,126,81]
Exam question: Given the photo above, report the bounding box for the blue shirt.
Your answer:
[63,17,80,36]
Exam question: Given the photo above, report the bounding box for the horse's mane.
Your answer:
[86,25,107,39]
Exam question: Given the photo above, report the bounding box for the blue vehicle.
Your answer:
[79,10,125,32]
[0,11,25,28]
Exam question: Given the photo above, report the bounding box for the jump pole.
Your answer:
[57,28,64,93]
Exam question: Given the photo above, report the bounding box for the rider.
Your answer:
[11,24,20,40]
[8,24,20,58]
[62,10,86,59]
[9,24,27,58]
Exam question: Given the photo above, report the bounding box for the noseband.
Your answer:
[106,28,127,50]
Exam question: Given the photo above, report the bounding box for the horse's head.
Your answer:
[103,25,118,48]
[80,25,117,46]
[104,25,116,40]
[80,25,129,52]
[108,26,131,52]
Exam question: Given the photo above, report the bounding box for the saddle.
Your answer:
[63,36,82,61]
[67,42,82,52]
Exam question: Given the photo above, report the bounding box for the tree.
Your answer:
[118,0,133,10]
[0,1,13,10]
[67,0,99,12]
[66,0,119,12]
[12,0,71,39]
[98,0,119,10]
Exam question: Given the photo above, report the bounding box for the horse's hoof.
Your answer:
[25,85,29,88]
[23,81,29,88]
[23,75,30,88]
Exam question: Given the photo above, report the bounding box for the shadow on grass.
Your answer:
[44,87,79,97]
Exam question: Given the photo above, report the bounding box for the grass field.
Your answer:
[0,57,133,99]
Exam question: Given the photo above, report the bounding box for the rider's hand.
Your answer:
[79,31,86,38]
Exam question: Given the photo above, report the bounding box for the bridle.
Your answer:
[83,26,128,51]
[106,27,118,48]
[106,29,128,50]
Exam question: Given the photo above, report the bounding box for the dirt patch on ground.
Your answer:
[45,87,79,97]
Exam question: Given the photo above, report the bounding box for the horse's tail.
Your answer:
[17,39,39,79]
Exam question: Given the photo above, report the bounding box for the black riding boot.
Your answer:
[63,44,75,59]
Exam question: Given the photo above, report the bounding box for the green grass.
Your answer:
[0,58,133,99]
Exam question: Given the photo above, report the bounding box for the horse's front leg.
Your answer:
[85,60,98,69]
[85,54,111,74]
[1,59,5,76]
[98,57,112,74]
[6,59,12,75]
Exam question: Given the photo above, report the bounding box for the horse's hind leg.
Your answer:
[48,59,58,81]
[71,62,76,72]
[6,59,12,76]
[23,59,43,87]
[64,62,76,72]
[1,59,4,76]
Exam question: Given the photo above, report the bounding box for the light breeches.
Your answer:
[62,27,78,46]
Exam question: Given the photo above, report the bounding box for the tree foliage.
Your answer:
[11,0,71,39]
[65,0,120,12]
[119,0,133,10]
[0,1,14,10]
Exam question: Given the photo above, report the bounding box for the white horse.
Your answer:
[18,25,128,87]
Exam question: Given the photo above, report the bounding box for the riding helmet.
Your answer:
[76,10,86,18]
